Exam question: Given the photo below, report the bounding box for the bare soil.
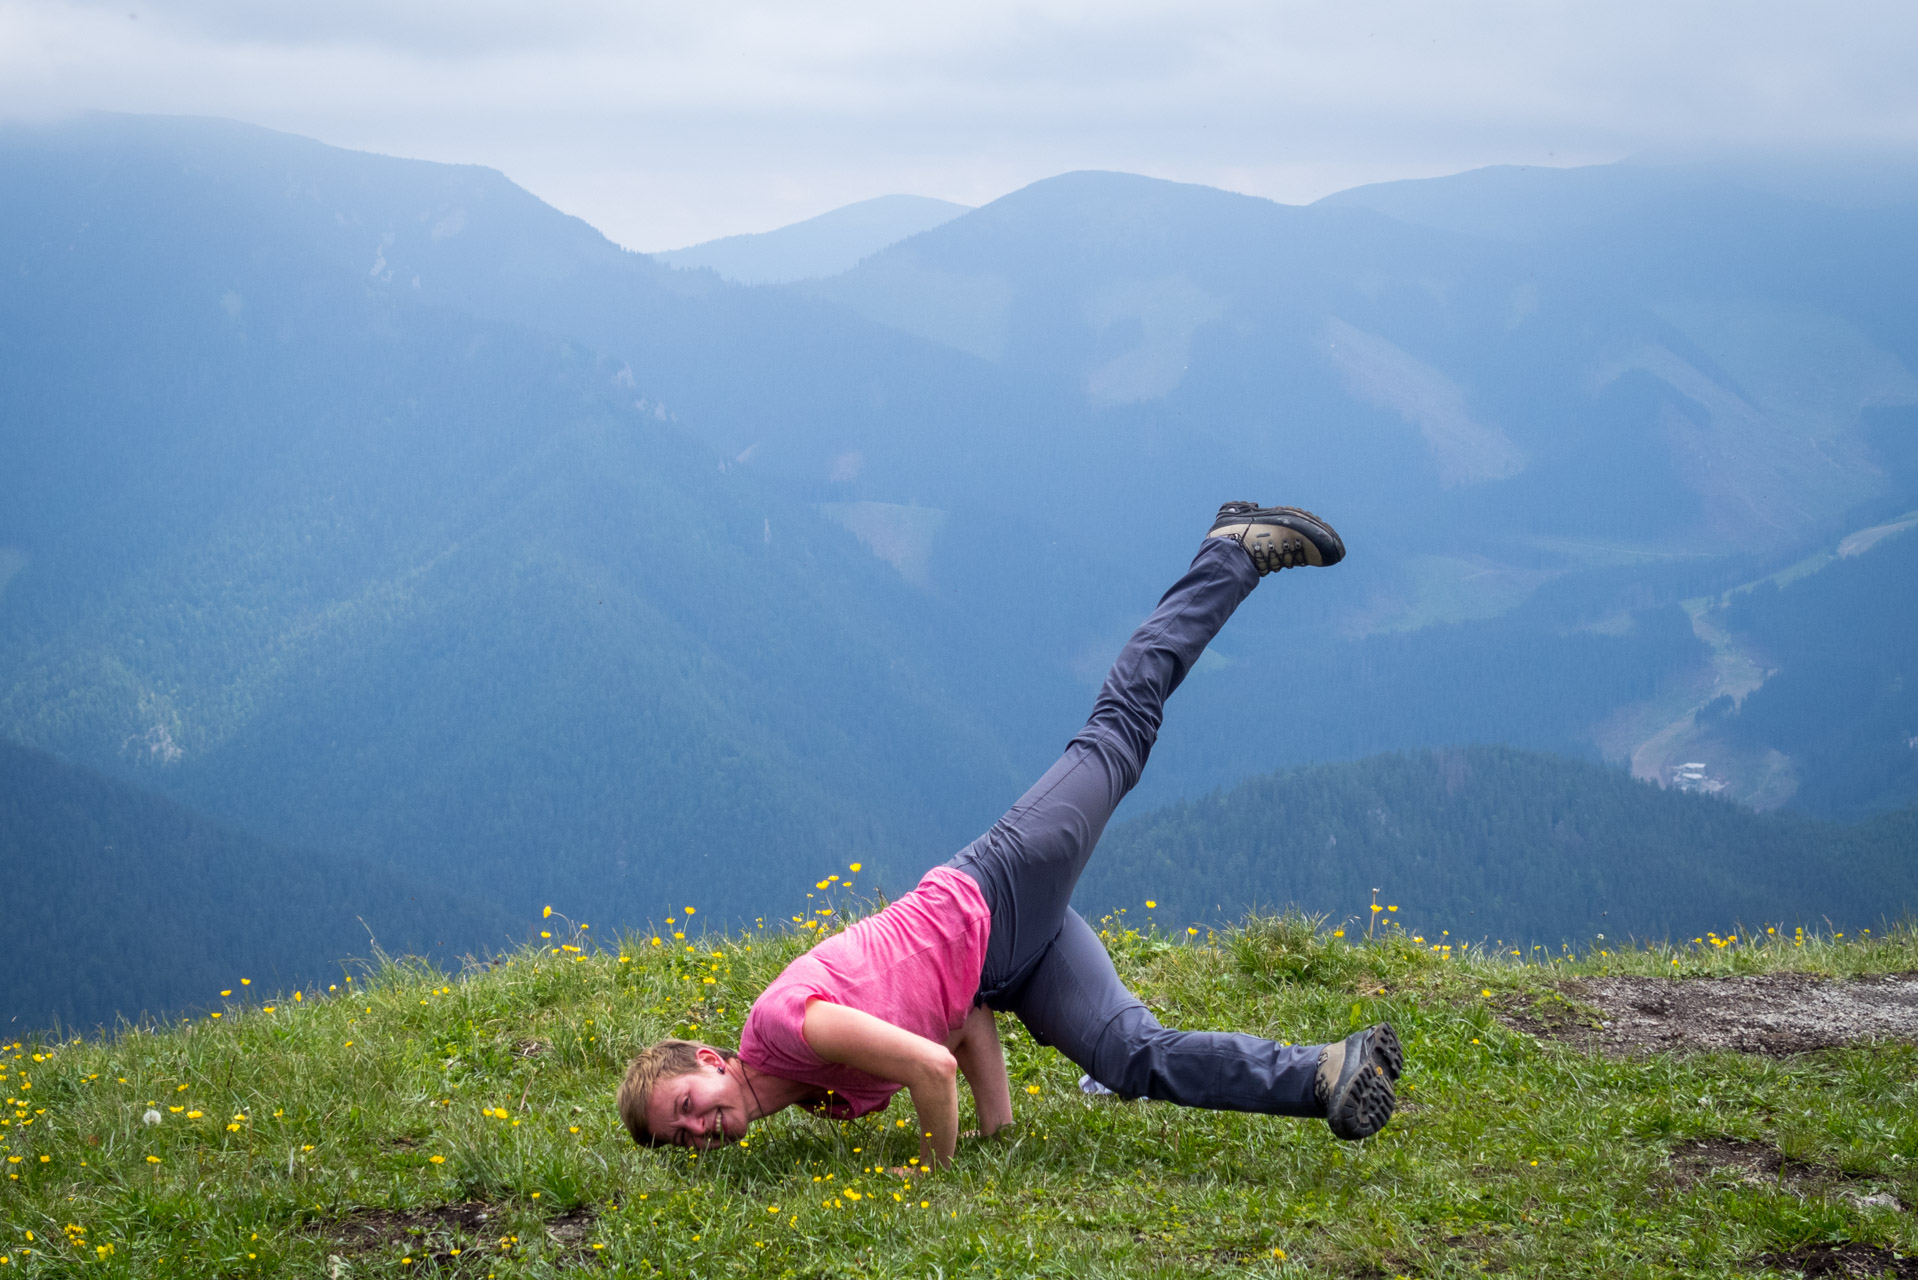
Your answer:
[326,1201,506,1258]
[324,1201,597,1268]
[1498,972,1918,1055]
[1671,1137,1838,1193]
[1750,1242,1918,1278]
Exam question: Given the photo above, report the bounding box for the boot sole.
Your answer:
[1326,1023,1401,1141]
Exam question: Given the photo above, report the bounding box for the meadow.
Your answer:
[3,876,1914,1277]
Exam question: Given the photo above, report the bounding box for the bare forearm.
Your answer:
[908,1067,959,1169]
[952,1004,1013,1135]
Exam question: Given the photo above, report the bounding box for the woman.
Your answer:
[618,502,1403,1166]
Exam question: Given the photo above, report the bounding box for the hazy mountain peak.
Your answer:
[653,193,971,285]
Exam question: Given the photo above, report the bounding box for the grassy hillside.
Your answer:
[1080,746,1918,945]
[0,740,511,1033]
[2,886,1913,1277]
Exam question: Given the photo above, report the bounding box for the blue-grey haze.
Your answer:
[2,114,1914,1026]
[654,194,973,285]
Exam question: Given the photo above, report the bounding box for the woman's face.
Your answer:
[645,1047,750,1148]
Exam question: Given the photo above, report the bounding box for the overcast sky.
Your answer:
[4,1,1916,251]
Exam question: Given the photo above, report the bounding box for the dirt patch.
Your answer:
[324,1202,598,1267]
[545,1208,596,1247]
[1672,1138,1838,1192]
[1500,972,1918,1055]
[1750,1243,1918,1278]
[327,1202,505,1258]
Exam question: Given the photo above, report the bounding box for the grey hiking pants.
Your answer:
[948,537,1326,1116]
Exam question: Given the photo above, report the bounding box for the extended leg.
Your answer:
[951,537,1259,1002]
[1010,909,1324,1115]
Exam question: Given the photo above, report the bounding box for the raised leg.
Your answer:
[950,537,1259,1003]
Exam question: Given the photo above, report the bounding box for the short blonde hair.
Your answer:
[617,1039,732,1146]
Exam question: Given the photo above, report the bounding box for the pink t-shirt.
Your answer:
[738,866,990,1119]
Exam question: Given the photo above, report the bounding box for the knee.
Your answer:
[1090,1006,1172,1098]
[1063,730,1145,797]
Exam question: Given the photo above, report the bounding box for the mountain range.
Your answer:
[2,114,1914,1025]
[1076,745,1918,945]
[654,193,972,284]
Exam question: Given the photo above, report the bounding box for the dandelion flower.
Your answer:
[429,1155,445,1165]
[146,1156,160,1164]
[543,906,553,918]
[1145,900,1156,908]
[849,863,861,873]
[143,1110,161,1126]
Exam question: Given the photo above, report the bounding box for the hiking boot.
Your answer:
[1207,502,1346,574]
[1315,1023,1402,1140]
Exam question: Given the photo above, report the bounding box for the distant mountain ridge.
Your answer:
[655,194,972,284]
[1076,746,1918,946]
[0,738,510,1032]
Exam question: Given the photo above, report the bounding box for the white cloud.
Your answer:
[6,0,1917,249]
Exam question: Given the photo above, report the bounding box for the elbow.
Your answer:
[917,1048,958,1089]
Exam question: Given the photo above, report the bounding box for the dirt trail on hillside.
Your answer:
[1501,972,1918,1055]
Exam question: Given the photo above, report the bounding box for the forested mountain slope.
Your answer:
[0,115,1028,926]
[1,115,1912,973]
[0,739,508,1032]
[1709,518,1918,819]
[1077,746,1918,944]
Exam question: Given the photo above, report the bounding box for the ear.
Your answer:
[694,1046,728,1072]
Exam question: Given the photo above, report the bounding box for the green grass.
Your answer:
[3,897,1915,1278]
